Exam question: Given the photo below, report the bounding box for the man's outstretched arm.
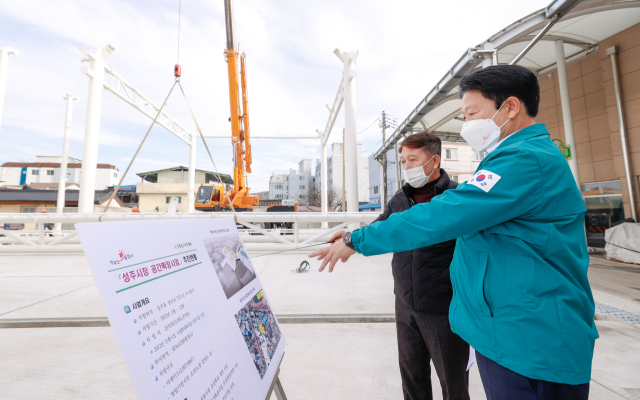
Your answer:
[310,148,542,271]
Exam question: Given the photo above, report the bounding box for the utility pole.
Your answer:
[55,93,78,233]
[378,111,388,210]
[342,128,346,212]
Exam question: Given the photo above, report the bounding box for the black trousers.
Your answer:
[395,298,470,400]
[476,351,590,400]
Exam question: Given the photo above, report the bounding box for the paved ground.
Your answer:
[0,252,639,399]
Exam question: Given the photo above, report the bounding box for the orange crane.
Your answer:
[195,0,259,212]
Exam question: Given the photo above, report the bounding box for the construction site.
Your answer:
[1,0,640,399]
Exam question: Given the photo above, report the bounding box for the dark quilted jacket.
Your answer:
[372,169,458,313]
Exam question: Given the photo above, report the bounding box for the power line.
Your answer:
[357,118,381,135]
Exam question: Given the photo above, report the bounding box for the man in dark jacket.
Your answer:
[374,132,469,400]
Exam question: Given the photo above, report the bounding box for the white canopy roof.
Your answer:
[375,0,640,159]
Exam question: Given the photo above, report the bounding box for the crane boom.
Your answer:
[240,53,252,173]
[222,0,257,210]
[194,1,261,212]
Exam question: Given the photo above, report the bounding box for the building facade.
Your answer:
[136,166,233,212]
[268,159,314,205]
[314,143,370,208]
[0,156,119,190]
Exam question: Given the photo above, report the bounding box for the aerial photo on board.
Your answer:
[203,233,257,299]
[235,290,282,379]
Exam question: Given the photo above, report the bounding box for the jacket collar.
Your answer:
[493,123,549,151]
[476,124,549,173]
[402,168,451,199]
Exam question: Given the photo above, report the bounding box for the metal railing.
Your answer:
[0,212,377,253]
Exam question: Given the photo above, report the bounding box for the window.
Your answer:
[275,194,282,199]
[473,151,485,161]
[286,186,288,190]
[286,177,289,181]
[299,185,305,189]
[451,175,459,183]
[21,206,37,213]
[445,149,457,160]
[46,170,54,176]
[373,186,379,194]
[113,172,118,178]
[166,196,182,203]
[300,176,305,180]
[196,186,213,203]
[580,180,625,248]
[31,170,39,176]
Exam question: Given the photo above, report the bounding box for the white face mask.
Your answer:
[460,102,510,153]
[402,155,436,188]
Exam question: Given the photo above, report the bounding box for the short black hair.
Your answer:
[459,65,540,117]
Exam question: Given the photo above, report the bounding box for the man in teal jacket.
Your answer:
[310,65,598,399]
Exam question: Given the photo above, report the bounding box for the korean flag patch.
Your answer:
[468,169,501,193]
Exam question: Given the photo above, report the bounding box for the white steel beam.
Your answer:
[78,46,200,215]
[336,49,359,220]
[55,93,78,231]
[186,132,196,212]
[0,47,19,135]
[555,39,580,186]
[317,74,345,223]
[78,47,109,214]
[203,135,319,139]
[101,66,193,145]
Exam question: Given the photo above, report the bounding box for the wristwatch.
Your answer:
[343,231,356,250]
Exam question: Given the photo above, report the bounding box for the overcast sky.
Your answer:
[0,0,551,192]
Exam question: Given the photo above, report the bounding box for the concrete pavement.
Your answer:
[0,252,639,399]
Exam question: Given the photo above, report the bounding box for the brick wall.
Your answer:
[536,22,640,218]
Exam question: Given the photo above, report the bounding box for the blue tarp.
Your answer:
[359,203,381,210]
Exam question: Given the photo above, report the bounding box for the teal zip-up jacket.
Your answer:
[352,123,598,384]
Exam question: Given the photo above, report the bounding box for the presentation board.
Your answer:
[77,218,285,400]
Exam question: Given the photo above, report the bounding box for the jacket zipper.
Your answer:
[408,183,442,311]
[409,197,418,310]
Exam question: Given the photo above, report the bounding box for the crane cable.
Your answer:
[177,81,237,212]
[100,0,234,219]
[177,0,181,64]
[99,81,179,219]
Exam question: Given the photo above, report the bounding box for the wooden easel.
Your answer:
[265,353,288,400]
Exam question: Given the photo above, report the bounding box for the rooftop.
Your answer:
[0,188,123,206]
[136,165,233,184]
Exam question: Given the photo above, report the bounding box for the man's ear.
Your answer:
[505,96,521,119]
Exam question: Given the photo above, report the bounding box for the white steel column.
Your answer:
[607,46,638,222]
[320,141,328,221]
[78,46,112,214]
[55,93,78,232]
[336,49,359,217]
[186,133,197,212]
[0,47,19,135]
[555,40,580,186]
[317,74,344,228]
